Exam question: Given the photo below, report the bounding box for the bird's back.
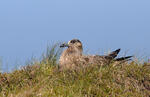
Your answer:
[82,55,114,66]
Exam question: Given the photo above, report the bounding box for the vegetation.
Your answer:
[0,45,150,97]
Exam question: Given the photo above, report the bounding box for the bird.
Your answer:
[59,39,132,70]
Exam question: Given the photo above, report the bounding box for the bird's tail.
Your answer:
[115,56,133,61]
[108,48,121,59]
[107,48,132,61]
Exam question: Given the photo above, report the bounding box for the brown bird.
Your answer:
[59,39,132,70]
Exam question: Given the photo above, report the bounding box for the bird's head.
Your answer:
[60,39,83,54]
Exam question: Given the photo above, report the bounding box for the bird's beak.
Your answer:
[60,43,69,48]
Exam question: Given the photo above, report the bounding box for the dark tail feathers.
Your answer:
[115,56,133,61]
[108,48,132,61]
[108,48,121,58]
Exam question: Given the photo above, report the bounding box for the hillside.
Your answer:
[0,45,150,97]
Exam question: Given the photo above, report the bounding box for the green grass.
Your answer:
[0,45,150,97]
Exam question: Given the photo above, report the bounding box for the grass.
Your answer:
[0,44,150,97]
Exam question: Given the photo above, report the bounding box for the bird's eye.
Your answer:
[70,40,76,43]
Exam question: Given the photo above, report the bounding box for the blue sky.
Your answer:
[0,0,150,72]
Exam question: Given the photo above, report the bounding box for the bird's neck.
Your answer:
[67,46,83,56]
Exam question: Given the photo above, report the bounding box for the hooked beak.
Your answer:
[60,43,69,48]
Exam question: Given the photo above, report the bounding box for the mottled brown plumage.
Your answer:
[59,39,132,70]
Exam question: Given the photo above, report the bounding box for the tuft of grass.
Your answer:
[42,43,62,66]
[0,44,150,97]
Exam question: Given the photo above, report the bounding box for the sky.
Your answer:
[0,0,150,72]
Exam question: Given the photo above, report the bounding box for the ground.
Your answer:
[0,45,150,97]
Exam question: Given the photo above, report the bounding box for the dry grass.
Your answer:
[0,45,150,97]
